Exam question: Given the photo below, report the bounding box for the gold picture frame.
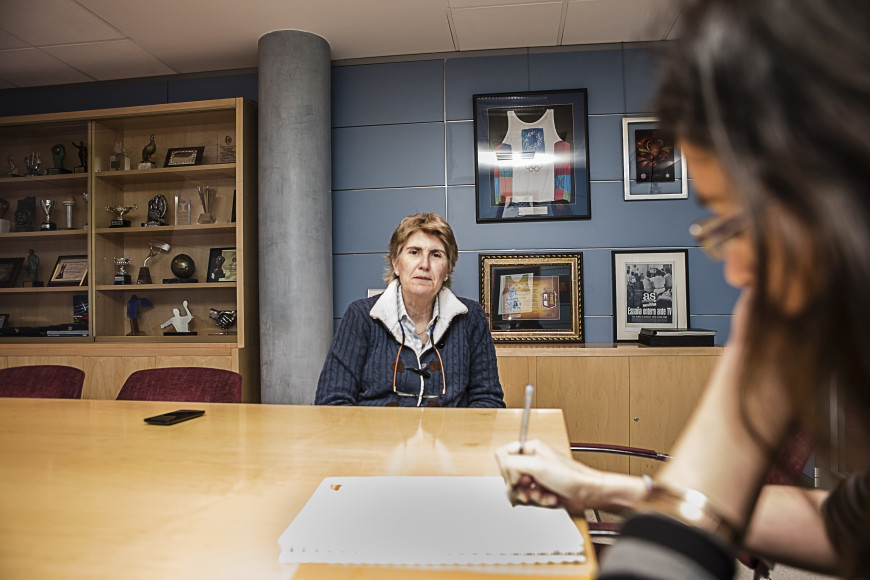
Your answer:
[48,255,88,287]
[479,252,583,343]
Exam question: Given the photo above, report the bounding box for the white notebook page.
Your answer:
[278,476,585,565]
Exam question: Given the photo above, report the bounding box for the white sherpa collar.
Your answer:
[370,279,468,346]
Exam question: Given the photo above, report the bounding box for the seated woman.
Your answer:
[315,213,505,408]
[496,0,870,578]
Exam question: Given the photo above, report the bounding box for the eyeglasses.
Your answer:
[689,212,748,261]
[389,342,446,407]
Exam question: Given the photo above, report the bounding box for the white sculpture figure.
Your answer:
[160,300,193,333]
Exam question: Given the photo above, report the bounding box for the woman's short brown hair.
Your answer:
[383,213,459,288]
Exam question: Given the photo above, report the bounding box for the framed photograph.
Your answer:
[479,252,583,343]
[0,313,8,328]
[473,89,591,223]
[622,117,688,201]
[0,257,24,288]
[164,147,205,168]
[48,255,88,287]
[612,250,689,342]
[207,247,237,282]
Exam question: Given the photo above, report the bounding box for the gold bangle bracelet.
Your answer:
[633,480,743,546]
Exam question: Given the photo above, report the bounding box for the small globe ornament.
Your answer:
[170,253,196,279]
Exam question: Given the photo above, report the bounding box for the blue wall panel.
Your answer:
[588,114,623,182]
[0,80,168,116]
[333,187,447,254]
[333,60,443,127]
[167,73,258,103]
[529,48,624,115]
[445,54,530,121]
[446,121,474,186]
[623,46,668,114]
[332,254,389,318]
[332,122,445,190]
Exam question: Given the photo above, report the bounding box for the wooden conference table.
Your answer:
[0,399,596,580]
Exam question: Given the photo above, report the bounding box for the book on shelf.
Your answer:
[638,327,716,347]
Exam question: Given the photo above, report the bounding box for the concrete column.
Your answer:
[258,30,332,404]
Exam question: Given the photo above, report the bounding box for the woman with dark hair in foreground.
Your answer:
[497,0,870,577]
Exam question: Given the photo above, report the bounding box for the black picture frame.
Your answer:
[207,247,237,283]
[622,117,688,201]
[612,249,689,341]
[164,147,205,168]
[48,255,88,287]
[473,89,591,223]
[0,257,24,288]
[479,252,583,343]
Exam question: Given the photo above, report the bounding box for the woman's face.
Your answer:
[392,231,450,304]
[682,142,756,289]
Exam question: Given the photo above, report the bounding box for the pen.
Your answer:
[518,384,534,454]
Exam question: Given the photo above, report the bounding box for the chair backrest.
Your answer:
[0,365,85,399]
[117,367,242,403]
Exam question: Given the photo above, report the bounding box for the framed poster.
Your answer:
[612,250,689,341]
[473,89,591,223]
[622,117,688,201]
[207,247,237,282]
[479,252,583,343]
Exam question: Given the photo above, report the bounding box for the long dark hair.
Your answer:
[657,0,870,575]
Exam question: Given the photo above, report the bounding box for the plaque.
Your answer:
[175,193,191,225]
[164,147,204,167]
[14,197,36,232]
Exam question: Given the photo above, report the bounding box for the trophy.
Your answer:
[106,203,137,228]
[140,135,157,170]
[0,198,9,233]
[4,154,20,177]
[160,299,195,335]
[47,144,71,175]
[23,249,43,287]
[39,199,57,231]
[126,295,153,336]
[81,192,88,230]
[174,193,191,225]
[113,257,132,285]
[23,152,41,176]
[163,253,197,284]
[137,240,170,285]
[196,185,216,224]
[62,194,76,229]
[144,194,168,227]
[110,141,130,171]
[209,308,237,335]
[71,141,87,173]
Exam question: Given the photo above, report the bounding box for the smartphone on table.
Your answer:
[144,409,205,425]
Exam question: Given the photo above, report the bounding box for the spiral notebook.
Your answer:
[278,476,586,565]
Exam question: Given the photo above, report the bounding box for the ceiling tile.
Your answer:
[0,48,93,87]
[451,2,564,51]
[0,30,28,50]
[1,0,124,46]
[42,40,176,81]
[563,0,678,45]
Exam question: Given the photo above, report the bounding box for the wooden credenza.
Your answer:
[496,343,723,476]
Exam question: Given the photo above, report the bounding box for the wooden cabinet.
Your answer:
[496,344,722,476]
[0,99,259,401]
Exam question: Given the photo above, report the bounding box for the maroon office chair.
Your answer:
[0,365,85,399]
[571,429,813,580]
[117,367,242,403]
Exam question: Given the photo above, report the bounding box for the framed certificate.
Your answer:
[48,255,88,287]
[164,147,204,167]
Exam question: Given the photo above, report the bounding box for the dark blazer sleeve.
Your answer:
[314,301,371,405]
[462,300,506,408]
